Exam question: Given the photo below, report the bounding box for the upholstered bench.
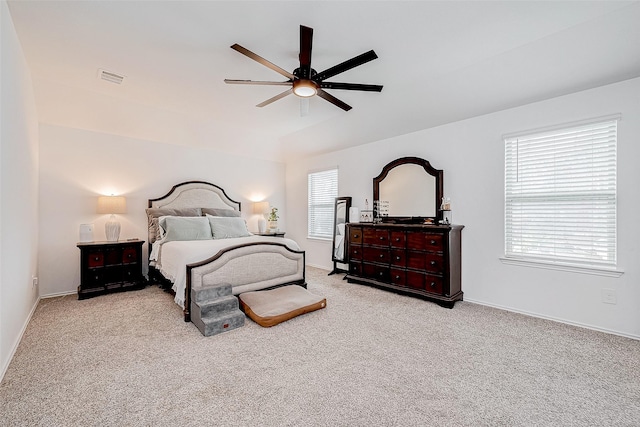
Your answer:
[239,285,326,327]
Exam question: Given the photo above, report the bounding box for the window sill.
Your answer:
[499,257,624,278]
[307,236,332,242]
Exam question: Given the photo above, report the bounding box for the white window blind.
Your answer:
[308,168,338,239]
[505,118,617,267]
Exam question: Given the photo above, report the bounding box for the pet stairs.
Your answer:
[190,284,245,336]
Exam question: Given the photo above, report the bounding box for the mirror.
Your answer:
[329,196,352,275]
[373,157,443,223]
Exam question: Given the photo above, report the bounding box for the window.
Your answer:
[308,168,338,239]
[504,117,617,268]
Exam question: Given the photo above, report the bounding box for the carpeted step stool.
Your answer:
[190,284,245,336]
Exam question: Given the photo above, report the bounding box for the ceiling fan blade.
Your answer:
[316,89,352,111]
[299,25,313,79]
[230,44,295,80]
[320,82,383,92]
[224,79,292,87]
[256,89,293,108]
[315,50,379,81]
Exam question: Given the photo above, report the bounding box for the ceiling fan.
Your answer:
[224,25,383,112]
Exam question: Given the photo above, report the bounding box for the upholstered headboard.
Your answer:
[148,181,241,211]
[147,181,242,248]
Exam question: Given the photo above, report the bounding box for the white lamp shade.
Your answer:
[253,201,270,215]
[97,196,127,214]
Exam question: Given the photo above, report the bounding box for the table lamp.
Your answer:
[253,201,270,233]
[97,196,127,241]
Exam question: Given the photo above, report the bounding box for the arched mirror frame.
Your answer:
[373,157,443,223]
[329,196,352,275]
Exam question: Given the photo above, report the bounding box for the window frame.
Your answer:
[307,168,338,240]
[501,115,623,277]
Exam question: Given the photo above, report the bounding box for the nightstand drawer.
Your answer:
[87,252,104,268]
[122,247,138,263]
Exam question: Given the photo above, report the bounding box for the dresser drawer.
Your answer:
[390,249,405,267]
[363,228,389,246]
[424,274,444,295]
[390,231,406,248]
[425,253,444,273]
[349,227,363,244]
[349,261,362,276]
[390,268,406,287]
[363,263,389,282]
[363,247,390,263]
[350,245,363,260]
[407,232,444,252]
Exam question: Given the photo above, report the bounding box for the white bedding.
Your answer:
[153,236,300,308]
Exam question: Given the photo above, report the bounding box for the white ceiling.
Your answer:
[8,1,640,162]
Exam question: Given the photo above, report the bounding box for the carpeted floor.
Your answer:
[1,267,639,426]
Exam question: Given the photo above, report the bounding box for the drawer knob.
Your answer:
[379,272,384,276]
[395,275,401,280]
[354,234,360,238]
[379,254,384,258]
[396,256,401,260]
[94,257,99,261]
[430,281,436,287]
[430,240,436,245]
[379,236,384,240]
[395,238,400,242]
[354,250,358,254]
[430,261,437,266]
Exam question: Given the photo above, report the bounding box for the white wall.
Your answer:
[38,124,286,297]
[1,0,40,377]
[286,77,640,339]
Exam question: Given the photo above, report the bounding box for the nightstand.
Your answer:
[77,239,145,299]
[253,231,286,238]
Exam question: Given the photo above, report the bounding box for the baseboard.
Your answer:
[464,297,640,341]
[40,290,77,299]
[0,296,41,383]
[306,263,331,271]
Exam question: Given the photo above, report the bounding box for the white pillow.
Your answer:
[161,216,213,242]
[207,215,252,239]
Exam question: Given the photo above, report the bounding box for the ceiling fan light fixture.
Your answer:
[293,79,318,98]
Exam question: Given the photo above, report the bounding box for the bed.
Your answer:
[147,181,306,328]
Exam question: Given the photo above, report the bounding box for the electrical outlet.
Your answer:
[32,276,38,288]
[601,288,617,305]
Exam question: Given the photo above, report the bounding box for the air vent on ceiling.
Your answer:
[98,69,125,85]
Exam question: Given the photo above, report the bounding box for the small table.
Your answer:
[253,231,286,238]
[77,239,145,299]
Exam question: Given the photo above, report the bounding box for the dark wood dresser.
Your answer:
[77,240,145,299]
[345,223,463,308]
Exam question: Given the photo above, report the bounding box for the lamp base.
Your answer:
[105,215,121,242]
[258,217,266,233]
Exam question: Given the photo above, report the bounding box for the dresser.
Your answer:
[345,223,463,308]
[77,240,145,299]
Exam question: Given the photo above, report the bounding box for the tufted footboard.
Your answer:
[185,242,306,326]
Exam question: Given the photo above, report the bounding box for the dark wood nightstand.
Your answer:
[253,231,286,238]
[77,239,145,299]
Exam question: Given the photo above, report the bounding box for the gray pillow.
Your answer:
[146,207,201,243]
[201,208,241,217]
[207,215,251,239]
[161,216,213,242]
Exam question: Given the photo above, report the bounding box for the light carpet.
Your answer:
[1,267,639,426]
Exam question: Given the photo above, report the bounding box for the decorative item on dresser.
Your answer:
[346,156,464,307]
[77,239,145,299]
[346,223,463,308]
